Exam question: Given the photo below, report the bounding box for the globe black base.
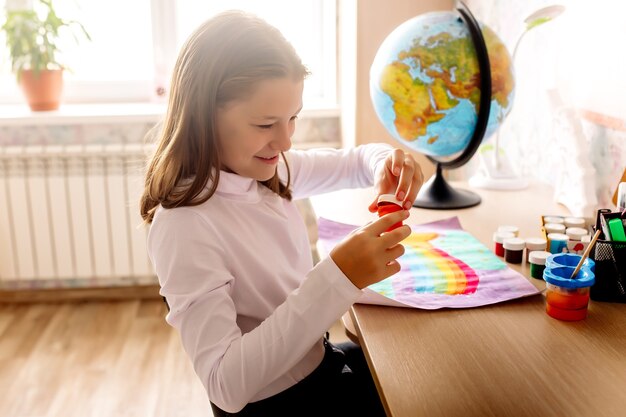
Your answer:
[413,165,481,210]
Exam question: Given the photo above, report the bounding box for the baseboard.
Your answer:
[0,284,162,303]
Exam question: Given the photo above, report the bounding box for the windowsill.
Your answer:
[0,101,340,127]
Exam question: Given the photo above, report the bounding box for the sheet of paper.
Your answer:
[317,216,541,309]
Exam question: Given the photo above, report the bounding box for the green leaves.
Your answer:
[0,0,91,79]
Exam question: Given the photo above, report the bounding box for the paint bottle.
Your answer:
[565,227,588,253]
[544,223,566,234]
[528,250,550,280]
[524,237,547,262]
[497,225,519,237]
[543,266,595,321]
[564,217,585,229]
[377,194,404,232]
[547,233,569,254]
[493,231,515,257]
[503,237,525,264]
[543,216,564,225]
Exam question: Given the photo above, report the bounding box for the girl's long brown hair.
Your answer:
[140,11,309,223]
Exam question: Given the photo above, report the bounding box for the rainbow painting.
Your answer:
[317,216,540,309]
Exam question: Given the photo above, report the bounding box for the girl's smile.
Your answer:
[216,77,303,180]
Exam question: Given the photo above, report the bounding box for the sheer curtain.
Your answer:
[466,0,626,217]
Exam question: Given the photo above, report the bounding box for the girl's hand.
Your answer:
[330,210,411,289]
[368,149,424,212]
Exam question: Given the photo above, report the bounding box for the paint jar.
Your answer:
[543,216,564,224]
[503,237,525,264]
[546,253,595,273]
[493,231,515,257]
[544,223,566,234]
[564,217,586,228]
[377,194,404,232]
[547,233,569,254]
[524,237,547,262]
[566,227,588,253]
[543,266,595,321]
[497,225,519,237]
[528,251,550,280]
[574,234,592,255]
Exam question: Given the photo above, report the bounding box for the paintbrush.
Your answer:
[570,229,601,279]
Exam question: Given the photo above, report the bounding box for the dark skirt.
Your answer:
[210,337,386,417]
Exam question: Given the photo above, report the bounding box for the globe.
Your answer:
[369,5,515,209]
[370,11,515,158]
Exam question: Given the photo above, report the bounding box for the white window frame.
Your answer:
[0,0,338,110]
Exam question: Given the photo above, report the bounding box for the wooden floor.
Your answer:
[0,300,349,417]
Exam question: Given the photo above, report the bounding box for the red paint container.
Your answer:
[377,194,404,232]
[492,231,515,257]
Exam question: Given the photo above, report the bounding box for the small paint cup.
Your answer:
[498,225,519,237]
[546,253,595,273]
[568,235,592,255]
[543,266,595,321]
[566,227,588,241]
[564,217,586,228]
[528,250,551,280]
[493,231,515,257]
[377,194,404,232]
[503,237,525,264]
[524,237,547,262]
[544,223,566,234]
[543,216,565,224]
[565,227,588,253]
[547,233,569,254]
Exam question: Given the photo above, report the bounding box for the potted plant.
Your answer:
[1,0,90,111]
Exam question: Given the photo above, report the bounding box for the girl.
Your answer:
[141,10,423,417]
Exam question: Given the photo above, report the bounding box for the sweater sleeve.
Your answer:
[147,208,363,413]
[278,143,394,200]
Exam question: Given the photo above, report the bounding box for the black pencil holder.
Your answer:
[590,209,626,303]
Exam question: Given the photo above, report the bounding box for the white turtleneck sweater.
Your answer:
[147,144,392,413]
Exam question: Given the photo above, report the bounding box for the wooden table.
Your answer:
[310,182,626,417]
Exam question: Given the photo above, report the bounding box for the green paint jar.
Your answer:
[529,251,551,280]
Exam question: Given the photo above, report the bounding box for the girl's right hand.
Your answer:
[330,210,411,289]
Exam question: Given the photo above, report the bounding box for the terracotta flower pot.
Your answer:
[19,69,64,111]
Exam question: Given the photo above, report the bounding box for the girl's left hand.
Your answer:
[368,149,424,213]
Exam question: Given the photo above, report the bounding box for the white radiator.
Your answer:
[0,144,155,288]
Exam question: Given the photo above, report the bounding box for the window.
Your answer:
[0,0,337,108]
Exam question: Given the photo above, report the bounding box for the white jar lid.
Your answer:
[581,235,592,243]
[544,223,566,233]
[377,194,403,206]
[503,237,525,250]
[529,250,551,265]
[525,237,547,250]
[547,233,569,242]
[493,231,515,243]
[543,216,564,224]
[564,217,585,228]
[566,227,588,240]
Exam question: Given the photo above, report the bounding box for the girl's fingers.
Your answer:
[368,198,379,213]
[395,156,415,201]
[388,149,404,176]
[384,243,405,263]
[380,224,411,246]
[403,165,424,209]
[384,260,402,277]
[365,210,410,236]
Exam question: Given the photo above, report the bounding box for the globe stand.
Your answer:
[413,163,481,209]
[412,1,492,210]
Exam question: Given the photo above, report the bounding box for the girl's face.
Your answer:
[216,77,303,181]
